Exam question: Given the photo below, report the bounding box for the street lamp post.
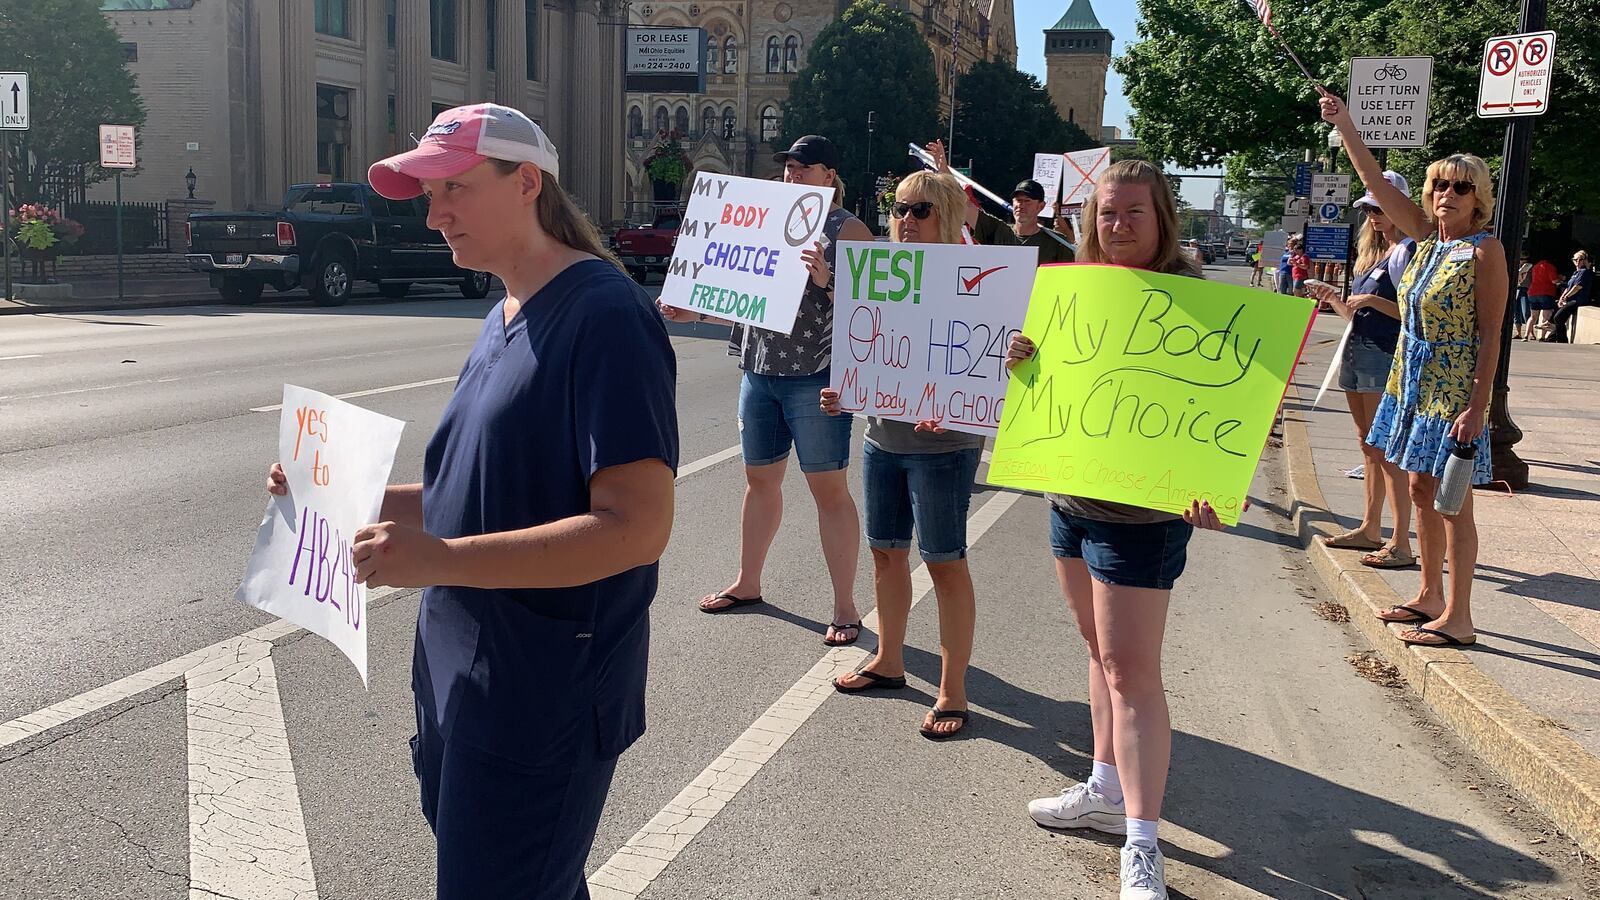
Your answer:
[1486,0,1543,489]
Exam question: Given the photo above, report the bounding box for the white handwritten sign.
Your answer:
[236,385,405,685]
[829,241,1038,436]
[1033,153,1065,218]
[660,171,834,335]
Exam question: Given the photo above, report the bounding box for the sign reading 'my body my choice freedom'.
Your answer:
[987,266,1315,525]
[237,385,405,685]
[829,241,1039,436]
[660,171,834,336]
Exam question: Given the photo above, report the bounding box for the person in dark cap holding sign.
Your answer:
[924,140,1074,265]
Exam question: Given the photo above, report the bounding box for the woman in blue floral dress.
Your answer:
[1321,91,1509,648]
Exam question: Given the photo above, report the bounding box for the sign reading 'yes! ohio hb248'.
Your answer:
[830,241,1039,436]
[987,266,1315,526]
[660,171,834,336]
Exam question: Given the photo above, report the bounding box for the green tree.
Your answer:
[1119,0,1599,226]
[778,0,939,210]
[947,60,1095,188]
[0,0,146,205]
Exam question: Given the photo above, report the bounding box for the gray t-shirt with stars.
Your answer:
[728,207,858,377]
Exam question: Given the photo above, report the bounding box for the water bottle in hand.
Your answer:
[1435,440,1477,516]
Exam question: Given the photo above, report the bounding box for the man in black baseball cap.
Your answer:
[922,140,1073,264]
[773,134,841,170]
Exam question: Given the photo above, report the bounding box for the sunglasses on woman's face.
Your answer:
[891,201,934,220]
[1431,178,1476,196]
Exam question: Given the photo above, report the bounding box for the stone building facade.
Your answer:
[1043,0,1111,138]
[621,0,1016,216]
[93,0,627,224]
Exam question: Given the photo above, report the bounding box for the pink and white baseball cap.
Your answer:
[368,103,560,200]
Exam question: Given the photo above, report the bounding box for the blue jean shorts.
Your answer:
[1049,507,1194,591]
[863,442,981,563]
[1528,293,1558,312]
[738,369,853,472]
[1338,333,1395,394]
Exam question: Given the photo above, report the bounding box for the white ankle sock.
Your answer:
[1088,760,1124,805]
[1125,817,1159,850]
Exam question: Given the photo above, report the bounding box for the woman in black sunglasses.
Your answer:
[1320,90,1509,649]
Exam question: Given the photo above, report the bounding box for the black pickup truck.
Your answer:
[185,182,493,306]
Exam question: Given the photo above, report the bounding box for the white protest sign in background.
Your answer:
[1061,147,1112,208]
[237,385,405,685]
[1348,57,1433,148]
[1032,152,1065,218]
[830,241,1038,436]
[661,171,833,335]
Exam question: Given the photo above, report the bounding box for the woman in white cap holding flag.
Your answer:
[270,103,678,899]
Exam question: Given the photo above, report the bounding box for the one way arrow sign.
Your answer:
[0,73,27,130]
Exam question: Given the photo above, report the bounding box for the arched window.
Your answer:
[654,105,669,135]
[766,36,780,73]
[627,106,643,138]
[723,36,737,74]
[674,106,690,136]
[722,106,737,140]
[706,32,720,74]
[760,106,779,142]
[702,105,717,137]
[783,35,799,73]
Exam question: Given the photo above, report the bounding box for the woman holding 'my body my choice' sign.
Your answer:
[1006,160,1238,900]
[660,135,876,649]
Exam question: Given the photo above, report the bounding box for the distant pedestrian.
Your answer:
[1513,253,1532,340]
[1276,237,1298,294]
[1322,89,1509,650]
[1545,250,1593,343]
[1289,240,1311,296]
[1526,253,1562,340]
[1008,159,1239,900]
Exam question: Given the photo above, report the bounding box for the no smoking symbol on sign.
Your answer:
[784,193,826,247]
[1487,41,1517,77]
[1524,37,1549,67]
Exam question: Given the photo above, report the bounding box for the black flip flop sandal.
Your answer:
[1376,604,1431,624]
[920,708,971,741]
[699,592,764,614]
[833,667,907,694]
[824,621,862,647]
[1401,627,1477,647]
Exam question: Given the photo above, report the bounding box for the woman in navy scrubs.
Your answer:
[270,103,678,899]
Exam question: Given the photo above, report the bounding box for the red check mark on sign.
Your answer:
[960,266,1008,293]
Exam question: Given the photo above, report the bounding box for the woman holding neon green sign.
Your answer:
[1006,159,1234,900]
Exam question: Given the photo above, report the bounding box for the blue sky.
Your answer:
[1010,0,1227,211]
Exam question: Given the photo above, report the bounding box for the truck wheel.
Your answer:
[628,267,648,285]
[310,251,354,307]
[218,278,264,304]
[378,281,412,299]
[460,271,493,299]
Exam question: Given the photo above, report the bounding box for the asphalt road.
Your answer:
[0,266,1591,899]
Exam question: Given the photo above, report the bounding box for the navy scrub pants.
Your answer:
[412,714,619,900]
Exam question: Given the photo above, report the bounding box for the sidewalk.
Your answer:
[0,273,218,315]
[1283,331,1600,857]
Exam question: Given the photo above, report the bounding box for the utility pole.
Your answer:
[1487,0,1543,489]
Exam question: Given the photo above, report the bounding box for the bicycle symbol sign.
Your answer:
[1486,40,1517,77]
[1372,63,1408,82]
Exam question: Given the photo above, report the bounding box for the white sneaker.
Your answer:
[1120,844,1168,900]
[1026,782,1127,834]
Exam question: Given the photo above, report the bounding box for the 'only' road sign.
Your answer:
[1478,31,1555,118]
[0,73,28,130]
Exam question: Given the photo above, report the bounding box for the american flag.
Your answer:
[1247,0,1271,25]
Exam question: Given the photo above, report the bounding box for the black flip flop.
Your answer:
[1377,604,1431,624]
[699,592,763,614]
[1401,627,1477,647]
[833,667,907,694]
[920,708,971,741]
[824,621,862,647]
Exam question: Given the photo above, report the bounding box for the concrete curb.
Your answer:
[0,295,221,316]
[1281,391,1600,859]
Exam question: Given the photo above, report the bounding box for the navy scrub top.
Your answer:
[416,259,679,763]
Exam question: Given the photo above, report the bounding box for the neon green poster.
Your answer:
[988,265,1316,525]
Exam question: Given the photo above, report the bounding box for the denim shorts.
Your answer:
[1338,333,1395,393]
[738,369,853,472]
[1528,294,1558,312]
[1049,507,1194,590]
[863,442,981,563]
